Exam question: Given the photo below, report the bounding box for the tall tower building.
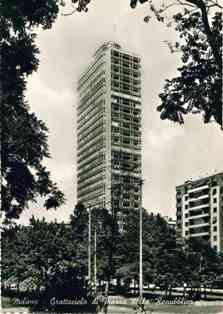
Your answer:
[176,172,223,252]
[77,42,142,220]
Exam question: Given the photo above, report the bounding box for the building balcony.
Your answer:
[189,224,210,235]
[189,194,210,201]
[189,222,210,229]
[188,213,209,220]
[189,203,210,211]
[190,232,209,238]
[188,184,209,193]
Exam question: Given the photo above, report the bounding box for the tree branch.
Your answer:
[62,9,77,16]
[185,0,222,70]
[208,0,223,9]
[176,0,197,8]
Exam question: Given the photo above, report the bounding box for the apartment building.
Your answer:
[76,42,142,219]
[176,172,223,252]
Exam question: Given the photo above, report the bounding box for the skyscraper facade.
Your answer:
[176,172,223,252]
[77,42,142,219]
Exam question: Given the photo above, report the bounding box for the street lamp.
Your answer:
[87,199,102,291]
[139,179,143,299]
[88,205,92,281]
[94,229,97,291]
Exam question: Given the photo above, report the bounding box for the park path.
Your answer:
[1,307,30,313]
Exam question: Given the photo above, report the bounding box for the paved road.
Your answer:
[1,307,30,313]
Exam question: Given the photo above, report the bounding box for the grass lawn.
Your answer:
[2,296,17,308]
[2,296,30,312]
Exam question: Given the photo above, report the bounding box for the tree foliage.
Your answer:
[157,10,222,127]
[115,210,223,295]
[2,208,223,303]
[1,0,66,219]
[116,211,178,290]
[1,216,95,307]
[70,203,120,286]
[129,1,222,127]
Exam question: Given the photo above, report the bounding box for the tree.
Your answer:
[1,225,24,289]
[91,207,120,287]
[116,211,179,293]
[156,10,222,127]
[1,0,66,220]
[184,238,223,298]
[1,216,95,307]
[129,0,222,127]
[70,202,89,273]
[70,204,121,289]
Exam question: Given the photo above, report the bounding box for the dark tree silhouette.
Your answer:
[1,0,66,219]
[157,11,222,126]
[130,0,222,127]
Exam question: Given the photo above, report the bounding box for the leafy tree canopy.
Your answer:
[1,0,66,220]
[157,10,222,127]
[1,216,92,304]
[132,0,222,127]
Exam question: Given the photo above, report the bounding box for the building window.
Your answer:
[213,226,217,232]
[212,188,217,195]
[213,207,217,213]
[213,235,217,241]
[213,198,217,203]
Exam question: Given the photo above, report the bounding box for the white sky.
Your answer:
[19,0,223,224]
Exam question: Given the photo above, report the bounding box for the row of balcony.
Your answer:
[78,97,104,124]
[79,69,105,97]
[77,150,104,170]
[77,141,105,163]
[111,60,141,70]
[112,105,141,115]
[78,181,105,199]
[78,58,105,91]
[111,66,140,77]
[111,50,140,61]
[78,128,105,151]
[78,90,105,117]
[77,112,105,137]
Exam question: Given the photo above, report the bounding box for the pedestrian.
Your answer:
[96,290,105,314]
[136,296,146,313]
[103,292,109,314]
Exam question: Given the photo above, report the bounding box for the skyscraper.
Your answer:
[176,172,223,252]
[77,42,142,220]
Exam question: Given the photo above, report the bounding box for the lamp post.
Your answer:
[94,229,97,291]
[88,201,101,292]
[88,206,92,281]
[139,179,143,299]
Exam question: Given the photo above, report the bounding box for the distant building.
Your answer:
[164,216,176,230]
[76,42,142,218]
[176,172,223,252]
